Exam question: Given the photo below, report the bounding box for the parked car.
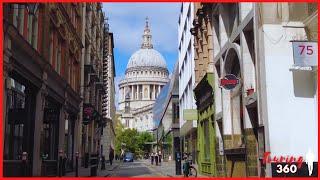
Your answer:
[123,152,134,162]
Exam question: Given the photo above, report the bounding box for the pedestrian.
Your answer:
[155,152,158,166]
[109,146,114,166]
[62,153,67,176]
[158,151,162,165]
[151,152,154,165]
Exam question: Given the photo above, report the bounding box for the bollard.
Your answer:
[58,150,63,177]
[22,152,28,176]
[75,152,79,177]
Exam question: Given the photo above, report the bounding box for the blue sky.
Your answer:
[102,3,181,108]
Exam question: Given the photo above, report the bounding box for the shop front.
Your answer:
[4,75,37,177]
[194,73,216,177]
[40,97,61,176]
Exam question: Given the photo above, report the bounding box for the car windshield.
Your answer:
[125,153,133,158]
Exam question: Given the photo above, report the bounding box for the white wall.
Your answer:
[262,24,317,159]
[178,2,197,131]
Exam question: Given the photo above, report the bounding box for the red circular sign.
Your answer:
[220,74,240,90]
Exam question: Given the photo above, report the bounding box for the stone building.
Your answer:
[79,2,107,168]
[118,18,170,132]
[153,62,180,161]
[178,2,198,164]
[3,3,83,176]
[101,23,116,161]
[190,3,216,177]
[254,3,318,177]
[191,2,318,178]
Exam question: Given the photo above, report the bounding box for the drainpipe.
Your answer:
[79,3,86,165]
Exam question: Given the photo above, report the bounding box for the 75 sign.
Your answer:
[292,41,318,67]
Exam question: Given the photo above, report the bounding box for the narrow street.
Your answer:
[109,160,163,177]
[3,2,318,178]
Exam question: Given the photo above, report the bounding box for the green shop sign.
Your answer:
[183,109,198,120]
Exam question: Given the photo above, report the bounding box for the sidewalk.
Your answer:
[142,159,208,177]
[64,160,120,177]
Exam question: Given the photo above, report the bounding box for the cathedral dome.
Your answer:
[126,17,167,71]
[127,48,167,69]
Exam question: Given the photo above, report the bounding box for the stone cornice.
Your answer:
[125,66,169,74]
[119,78,169,86]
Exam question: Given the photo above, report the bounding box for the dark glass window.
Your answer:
[40,99,60,160]
[4,78,26,160]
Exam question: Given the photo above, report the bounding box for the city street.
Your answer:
[3,2,317,178]
[109,160,164,177]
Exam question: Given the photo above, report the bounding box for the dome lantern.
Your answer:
[126,18,168,71]
[141,17,153,49]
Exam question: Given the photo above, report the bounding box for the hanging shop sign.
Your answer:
[83,103,94,125]
[292,41,318,67]
[183,109,198,121]
[220,74,240,90]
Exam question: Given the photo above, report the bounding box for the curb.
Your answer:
[104,163,121,177]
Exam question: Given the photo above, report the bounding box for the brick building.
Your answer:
[190,2,318,177]
[79,2,107,168]
[3,3,83,176]
[3,3,116,176]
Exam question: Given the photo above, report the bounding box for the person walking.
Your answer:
[155,152,159,166]
[151,152,154,165]
[158,151,162,165]
[109,146,114,166]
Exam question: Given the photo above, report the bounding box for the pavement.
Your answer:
[141,159,208,178]
[141,159,177,177]
[64,159,208,177]
[64,160,120,177]
[109,161,162,177]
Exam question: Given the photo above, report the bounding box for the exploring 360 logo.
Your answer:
[263,150,315,177]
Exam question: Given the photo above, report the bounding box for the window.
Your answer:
[126,119,129,127]
[4,78,26,160]
[40,98,60,160]
[203,120,210,160]
[49,26,54,65]
[56,40,62,74]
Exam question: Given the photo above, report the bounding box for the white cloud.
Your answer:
[104,3,181,108]
[102,3,180,55]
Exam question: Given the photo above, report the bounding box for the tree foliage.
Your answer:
[115,127,154,158]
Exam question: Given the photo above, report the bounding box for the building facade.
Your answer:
[190,3,217,176]
[178,2,198,164]
[255,3,318,177]
[153,62,180,161]
[101,25,116,161]
[190,2,318,177]
[118,18,170,132]
[3,2,116,176]
[80,2,107,168]
[3,3,83,176]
